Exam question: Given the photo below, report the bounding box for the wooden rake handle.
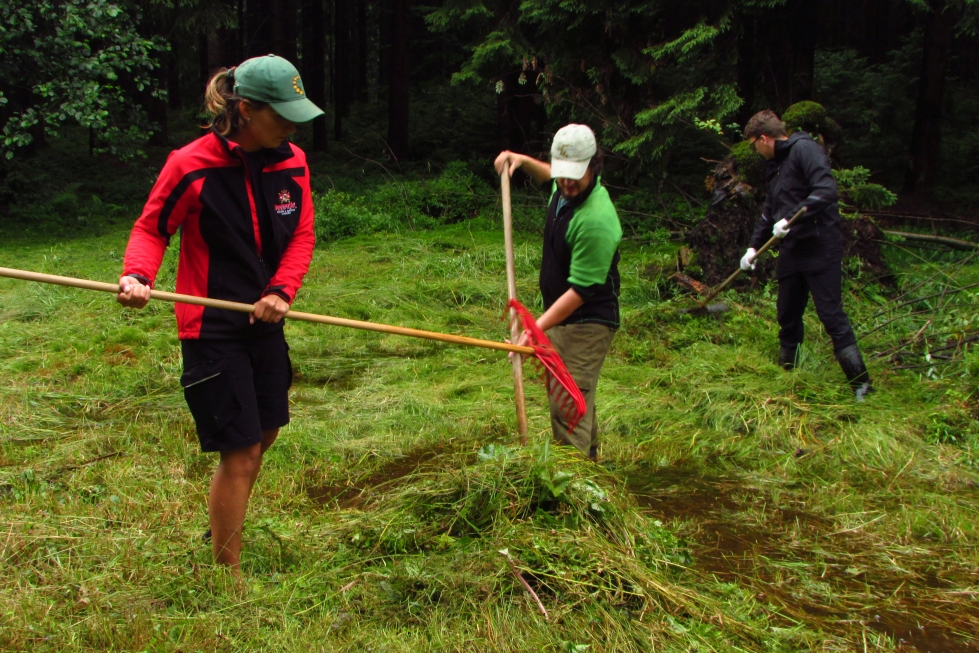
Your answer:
[0,267,536,356]
[694,207,807,309]
[501,162,530,444]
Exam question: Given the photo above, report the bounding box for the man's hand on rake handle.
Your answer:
[506,329,532,361]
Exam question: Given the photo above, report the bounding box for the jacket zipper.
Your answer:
[239,152,272,284]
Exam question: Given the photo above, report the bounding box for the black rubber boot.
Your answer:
[835,344,873,402]
[779,345,798,371]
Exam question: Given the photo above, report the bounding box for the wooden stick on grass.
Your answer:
[498,548,549,620]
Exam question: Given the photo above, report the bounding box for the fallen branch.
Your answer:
[864,211,979,231]
[874,331,979,361]
[880,251,978,308]
[670,272,710,296]
[877,239,948,252]
[50,451,124,478]
[858,310,932,340]
[928,333,979,355]
[882,230,979,251]
[892,358,962,371]
[498,549,549,620]
[861,281,979,329]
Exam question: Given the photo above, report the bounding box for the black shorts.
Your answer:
[180,329,292,452]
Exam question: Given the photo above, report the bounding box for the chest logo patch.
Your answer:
[275,189,297,216]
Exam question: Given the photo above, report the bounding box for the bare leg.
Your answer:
[247,429,279,489]
[208,429,280,570]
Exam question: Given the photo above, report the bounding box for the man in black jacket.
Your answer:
[740,110,872,400]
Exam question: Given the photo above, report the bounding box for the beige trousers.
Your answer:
[545,322,616,459]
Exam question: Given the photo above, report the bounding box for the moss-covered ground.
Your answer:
[1,211,977,652]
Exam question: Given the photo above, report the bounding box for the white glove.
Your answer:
[740,248,757,271]
[772,218,791,238]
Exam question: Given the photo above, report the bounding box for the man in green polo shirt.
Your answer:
[494,124,622,461]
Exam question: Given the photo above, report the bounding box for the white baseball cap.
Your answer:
[550,124,597,180]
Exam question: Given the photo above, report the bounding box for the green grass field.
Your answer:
[1,214,977,652]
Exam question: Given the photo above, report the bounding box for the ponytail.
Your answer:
[203,67,266,136]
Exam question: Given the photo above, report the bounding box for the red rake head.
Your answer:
[508,299,587,435]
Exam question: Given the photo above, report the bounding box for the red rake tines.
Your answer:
[508,299,587,435]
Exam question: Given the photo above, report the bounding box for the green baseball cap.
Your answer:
[233,54,324,123]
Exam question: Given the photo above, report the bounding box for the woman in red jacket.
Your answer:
[116,54,321,571]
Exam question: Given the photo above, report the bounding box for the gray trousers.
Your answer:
[545,322,616,458]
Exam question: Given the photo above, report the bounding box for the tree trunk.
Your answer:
[904,0,957,196]
[863,0,889,64]
[247,0,274,57]
[736,13,757,126]
[237,0,245,61]
[378,0,392,90]
[355,0,370,102]
[145,10,170,145]
[387,0,410,160]
[302,0,328,151]
[754,0,816,111]
[497,67,546,155]
[786,0,816,104]
[199,32,210,97]
[274,0,299,63]
[334,0,351,140]
[167,35,182,110]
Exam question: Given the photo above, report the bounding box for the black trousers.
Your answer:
[776,256,857,353]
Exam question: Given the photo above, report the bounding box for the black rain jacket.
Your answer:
[748,131,843,267]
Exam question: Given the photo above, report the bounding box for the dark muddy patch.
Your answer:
[627,467,979,652]
[307,442,473,509]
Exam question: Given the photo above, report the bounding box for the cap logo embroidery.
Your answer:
[292,76,304,95]
[559,144,570,158]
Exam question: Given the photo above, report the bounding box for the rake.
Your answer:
[0,266,586,435]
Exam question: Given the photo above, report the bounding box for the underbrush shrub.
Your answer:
[312,190,397,242]
[380,161,495,225]
[312,162,497,242]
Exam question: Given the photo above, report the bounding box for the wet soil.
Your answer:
[686,159,774,287]
[306,442,473,509]
[628,467,979,652]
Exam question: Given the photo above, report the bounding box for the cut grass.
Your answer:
[0,218,978,652]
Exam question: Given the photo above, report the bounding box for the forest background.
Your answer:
[2,0,979,215]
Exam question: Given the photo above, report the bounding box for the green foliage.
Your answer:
[312,190,397,242]
[730,140,767,188]
[813,47,919,186]
[314,162,497,242]
[832,166,898,212]
[0,125,156,234]
[782,100,843,149]
[781,101,827,134]
[0,0,164,161]
[424,1,741,175]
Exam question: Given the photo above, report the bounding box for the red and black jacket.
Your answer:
[123,131,315,340]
